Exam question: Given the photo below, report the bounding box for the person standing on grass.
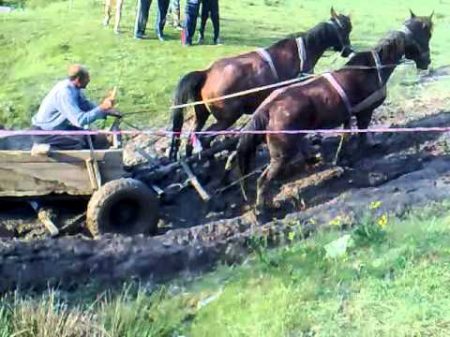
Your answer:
[198,0,220,44]
[168,0,183,30]
[182,0,200,46]
[155,0,171,41]
[134,0,170,41]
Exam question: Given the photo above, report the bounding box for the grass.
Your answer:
[1,203,450,336]
[0,0,449,128]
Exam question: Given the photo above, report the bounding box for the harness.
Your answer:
[327,17,348,52]
[323,50,387,116]
[256,48,280,80]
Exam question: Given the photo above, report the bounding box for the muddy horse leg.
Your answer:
[202,118,237,149]
[186,103,210,157]
[256,158,284,210]
[356,110,378,148]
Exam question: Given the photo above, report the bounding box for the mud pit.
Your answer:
[2,110,450,292]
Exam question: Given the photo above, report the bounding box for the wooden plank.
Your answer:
[180,160,211,202]
[0,149,123,163]
[0,150,125,197]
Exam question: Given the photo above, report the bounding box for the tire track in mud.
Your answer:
[1,111,450,292]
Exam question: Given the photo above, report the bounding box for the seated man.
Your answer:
[31,64,119,150]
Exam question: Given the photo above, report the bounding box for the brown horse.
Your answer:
[236,11,433,209]
[169,7,353,160]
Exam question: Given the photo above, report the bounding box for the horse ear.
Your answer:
[429,10,434,20]
[409,9,416,18]
[330,6,338,18]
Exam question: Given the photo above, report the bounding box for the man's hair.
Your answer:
[67,64,89,81]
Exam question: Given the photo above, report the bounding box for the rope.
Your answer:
[168,60,413,110]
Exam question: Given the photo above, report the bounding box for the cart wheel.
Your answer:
[86,178,159,237]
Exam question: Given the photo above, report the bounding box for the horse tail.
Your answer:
[169,70,207,160]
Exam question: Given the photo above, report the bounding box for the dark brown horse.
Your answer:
[236,11,433,208]
[169,7,353,160]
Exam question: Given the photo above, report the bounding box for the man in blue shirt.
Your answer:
[32,64,119,149]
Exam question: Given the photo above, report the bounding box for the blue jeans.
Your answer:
[183,0,200,44]
[134,0,152,36]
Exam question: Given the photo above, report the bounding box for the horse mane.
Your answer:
[345,30,404,66]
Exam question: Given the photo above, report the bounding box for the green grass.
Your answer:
[2,204,450,336]
[0,0,449,128]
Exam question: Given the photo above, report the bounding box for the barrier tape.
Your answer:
[1,126,450,138]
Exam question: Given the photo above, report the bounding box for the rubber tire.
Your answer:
[86,178,159,237]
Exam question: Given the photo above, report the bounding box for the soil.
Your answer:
[1,108,450,293]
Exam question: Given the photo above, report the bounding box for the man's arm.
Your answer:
[78,91,97,111]
[57,88,106,128]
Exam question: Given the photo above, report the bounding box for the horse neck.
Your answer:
[302,23,336,68]
[374,32,406,83]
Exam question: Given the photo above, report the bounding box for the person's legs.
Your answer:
[198,0,209,43]
[170,0,182,28]
[134,0,152,38]
[183,0,200,45]
[114,0,124,33]
[210,0,220,43]
[155,0,170,40]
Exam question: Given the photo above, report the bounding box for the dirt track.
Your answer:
[1,110,450,292]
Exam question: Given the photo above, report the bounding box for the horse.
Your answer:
[103,0,124,34]
[168,7,353,160]
[236,11,434,209]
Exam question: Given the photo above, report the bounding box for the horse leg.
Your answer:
[114,0,124,33]
[356,110,379,148]
[202,118,237,149]
[186,103,210,157]
[256,158,284,210]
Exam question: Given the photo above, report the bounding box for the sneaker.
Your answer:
[134,33,146,40]
[197,35,204,44]
[213,38,223,45]
[175,24,184,31]
[102,17,110,27]
[157,34,165,42]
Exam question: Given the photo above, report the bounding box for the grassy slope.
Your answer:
[0,0,449,127]
[1,204,450,336]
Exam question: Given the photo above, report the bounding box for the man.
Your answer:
[155,0,171,40]
[134,0,170,41]
[31,64,119,149]
[182,0,200,46]
[198,0,220,44]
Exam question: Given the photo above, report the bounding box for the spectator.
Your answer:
[134,0,170,41]
[168,0,183,30]
[182,0,200,46]
[198,0,220,44]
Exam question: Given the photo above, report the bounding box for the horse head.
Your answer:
[402,10,434,70]
[329,7,353,57]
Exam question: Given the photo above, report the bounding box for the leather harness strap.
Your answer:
[323,51,386,116]
[295,36,308,74]
[256,48,279,81]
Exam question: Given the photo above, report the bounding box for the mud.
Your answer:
[1,110,450,292]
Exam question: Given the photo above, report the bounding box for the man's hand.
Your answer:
[99,97,114,111]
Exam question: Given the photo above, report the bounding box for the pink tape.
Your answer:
[1,126,450,138]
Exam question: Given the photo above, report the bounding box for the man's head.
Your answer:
[68,64,90,89]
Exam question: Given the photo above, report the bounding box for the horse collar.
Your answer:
[371,50,384,87]
[323,73,352,116]
[295,37,308,74]
[256,48,280,80]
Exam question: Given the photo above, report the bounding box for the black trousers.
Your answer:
[199,0,219,41]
